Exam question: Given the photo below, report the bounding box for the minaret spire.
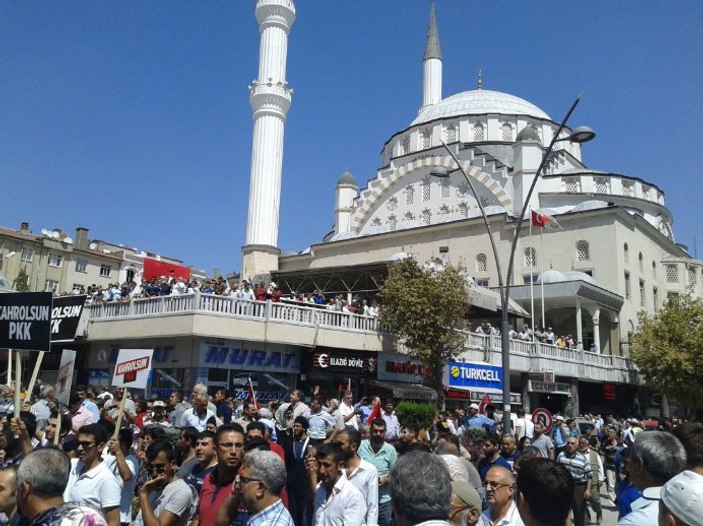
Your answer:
[420,2,442,112]
[242,0,296,279]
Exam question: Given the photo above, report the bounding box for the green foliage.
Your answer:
[378,257,470,404]
[12,268,29,292]
[395,401,437,430]
[629,293,703,410]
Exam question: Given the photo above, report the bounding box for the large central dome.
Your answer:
[412,89,551,126]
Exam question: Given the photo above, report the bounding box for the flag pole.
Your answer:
[529,209,535,340]
[540,225,546,328]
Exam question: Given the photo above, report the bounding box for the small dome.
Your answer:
[337,169,357,186]
[537,270,567,284]
[516,126,541,143]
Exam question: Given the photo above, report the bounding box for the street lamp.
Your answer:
[432,95,595,433]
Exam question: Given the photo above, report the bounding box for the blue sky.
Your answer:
[2,1,702,274]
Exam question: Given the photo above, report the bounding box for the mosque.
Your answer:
[241,0,701,360]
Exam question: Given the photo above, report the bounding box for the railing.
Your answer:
[87,293,381,334]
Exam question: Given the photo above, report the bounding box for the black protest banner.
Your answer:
[0,292,53,352]
[51,295,87,343]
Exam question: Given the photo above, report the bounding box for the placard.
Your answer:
[51,295,87,343]
[0,292,53,351]
[55,349,77,405]
[112,349,154,389]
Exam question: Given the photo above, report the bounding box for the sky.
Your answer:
[2,1,702,274]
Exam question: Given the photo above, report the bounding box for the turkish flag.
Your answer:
[531,210,550,228]
[479,393,492,414]
[366,403,382,425]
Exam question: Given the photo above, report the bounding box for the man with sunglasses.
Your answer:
[66,424,121,526]
[136,439,197,526]
[481,466,524,526]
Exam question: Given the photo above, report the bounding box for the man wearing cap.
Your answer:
[450,480,489,526]
[143,400,172,428]
[657,470,703,526]
[465,404,494,432]
[615,431,686,526]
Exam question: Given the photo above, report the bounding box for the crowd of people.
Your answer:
[1,381,701,526]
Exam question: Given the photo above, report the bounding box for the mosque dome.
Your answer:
[337,169,357,186]
[537,270,567,284]
[412,89,551,126]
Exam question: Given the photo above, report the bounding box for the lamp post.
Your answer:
[432,95,595,433]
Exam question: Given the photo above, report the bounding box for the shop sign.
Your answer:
[377,353,430,383]
[603,383,616,401]
[233,390,285,401]
[200,343,299,373]
[312,350,378,375]
[528,380,571,396]
[445,389,521,405]
[446,361,502,390]
[96,346,174,366]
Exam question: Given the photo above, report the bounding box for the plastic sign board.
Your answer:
[446,361,502,390]
[55,349,77,405]
[50,295,87,343]
[0,292,53,351]
[112,349,154,389]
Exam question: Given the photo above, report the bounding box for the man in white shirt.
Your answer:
[340,391,359,430]
[104,428,140,526]
[513,409,534,441]
[66,423,122,526]
[482,466,525,526]
[180,388,217,432]
[335,429,379,526]
[306,442,366,526]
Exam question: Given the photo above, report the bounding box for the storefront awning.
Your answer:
[370,380,437,401]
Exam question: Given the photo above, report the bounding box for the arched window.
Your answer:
[473,123,485,142]
[652,261,657,277]
[476,253,487,272]
[638,252,643,272]
[576,241,590,261]
[401,137,409,155]
[404,211,415,222]
[388,215,397,231]
[458,202,468,217]
[441,178,449,198]
[371,217,381,227]
[422,175,431,202]
[624,243,629,264]
[422,129,431,149]
[422,209,431,226]
[524,247,536,268]
[446,125,456,143]
[439,205,449,215]
[405,185,414,206]
[501,123,513,141]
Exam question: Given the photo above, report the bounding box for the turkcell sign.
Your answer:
[447,361,503,390]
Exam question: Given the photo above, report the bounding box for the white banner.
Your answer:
[112,349,154,389]
[55,349,77,405]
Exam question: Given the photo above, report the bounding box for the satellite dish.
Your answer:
[51,231,60,239]
[41,229,51,237]
[64,237,73,244]
[89,242,98,250]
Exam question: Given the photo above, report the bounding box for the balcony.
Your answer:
[84,293,638,384]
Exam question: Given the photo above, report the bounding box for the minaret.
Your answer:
[242,0,296,279]
[420,2,442,112]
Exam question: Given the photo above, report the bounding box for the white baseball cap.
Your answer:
[659,470,703,525]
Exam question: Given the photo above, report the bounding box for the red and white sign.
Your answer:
[532,407,553,433]
[112,349,154,389]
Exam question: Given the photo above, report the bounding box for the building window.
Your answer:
[446,125,456,143]
[422,209,431,226]
[388,215,397,231]
[523,274,538,284]
[624,243,629,264]
[563,179,580,193]
[639,279,645,307]
[441,178,449,198]
[404,212,415,222]
[21,248,33,262]
[594,178,609,194]
[653,287,659,312]
[476,279,489,288]
[48,254,63,268]
[622,181,634,197]
[405,185,414,205]
[473,123,484,142]
[524,247,536,268]
[501,123,513,141]
[625,271,631,299]
[638,252,643,272]
[666,264,678,283]
[45,280,59,293]
[652,261,657,277]
[422,130,431,149]
[75,258,88,273]
[688,266,697,286]
[458,202,468,217]
[576,241,590,261]
[100,264,112,278]
[457,182,469,197]
[386,197,397,211]
[401,137,409,155]
[371,217,381,227]
[476,253,487,273]
[422,175,431,202]
[642,185,650,199]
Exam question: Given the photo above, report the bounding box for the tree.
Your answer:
[629,292,703,413]
[377,257,470,407]
[12,267,29,292]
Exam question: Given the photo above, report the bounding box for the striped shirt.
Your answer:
[247,499,294,526]
[557,451,593,484]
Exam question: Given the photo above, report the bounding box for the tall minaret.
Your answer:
[420,2,442,112]
[242,0,296,279]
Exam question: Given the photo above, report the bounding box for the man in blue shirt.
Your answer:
[465,403,495,432]
[478,436,513,481]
